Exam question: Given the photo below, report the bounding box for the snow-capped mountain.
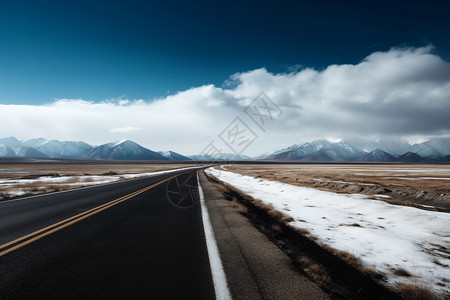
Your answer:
[263,138,450,162]
[425,137,450,156]
[0,137,49,158]
[20,139,93,158]
[397,152,423,162]
[264,140,364,161]
[318,141,364,161]
[359,149,397,162]
[15,146,48,158]
[407,143,443,158]
[0,137,181,160]
[0,137,22,149]
[408,137,450,157]
[158,151,192,161]
[37,140,92,158]
[84,140,169,160]
[0,145,16,157]
[360,140,411,156]
[18,138,93,158]
[1,136,449,162]
[21,138,48,149]
[264,139,332,160]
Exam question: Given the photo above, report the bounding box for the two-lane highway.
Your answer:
[0,168,215,299]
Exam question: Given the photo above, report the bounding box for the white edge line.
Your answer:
[0,166,201,204]
[197,171,232,300]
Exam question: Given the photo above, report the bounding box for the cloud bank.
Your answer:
[110,126,142,133]
[1,46,449,155]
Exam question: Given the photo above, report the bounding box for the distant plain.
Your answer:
[0,163,196,200]
[224,164,450,210]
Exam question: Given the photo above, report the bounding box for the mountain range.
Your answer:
[0,137,189,161]
[1,137,449,162]
[261,138,450,162]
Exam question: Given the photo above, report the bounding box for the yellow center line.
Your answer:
[0,174,180,257]
[0,188,143,251]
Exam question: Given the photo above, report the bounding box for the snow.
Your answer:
[206,168,450,295]
[112,139,129,147]
[421,204,437,209]
[373,194,391,198]
[5,189,26,196]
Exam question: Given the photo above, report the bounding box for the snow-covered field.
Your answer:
[206,167,450,296]
[0,166,198,198]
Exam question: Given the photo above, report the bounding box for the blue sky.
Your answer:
[1,1,450,155]
[1,0,450,104]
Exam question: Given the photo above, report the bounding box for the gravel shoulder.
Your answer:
[199,171,329,300]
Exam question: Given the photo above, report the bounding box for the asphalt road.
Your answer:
[0,168,215,299]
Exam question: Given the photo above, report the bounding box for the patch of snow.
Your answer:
[373,194,391,198]
[206,168,450,295]
[4,189,26,196]
[0,166,199,197]
[420,204,437,209]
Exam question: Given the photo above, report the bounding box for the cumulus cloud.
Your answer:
[110,126,142,133]
[1,46,449,155]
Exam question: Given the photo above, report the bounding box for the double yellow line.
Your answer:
[0,175,178,257]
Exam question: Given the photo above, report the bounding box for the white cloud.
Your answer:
[110,126,142,133]
[1,46,449,155]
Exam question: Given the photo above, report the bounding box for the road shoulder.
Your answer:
[199,171,329,300]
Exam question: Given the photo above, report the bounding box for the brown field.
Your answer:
[224,164,450,211]
[0,163,196,179]
[205,171,401,299]
[0,163,196,200]
[205,167,448,298]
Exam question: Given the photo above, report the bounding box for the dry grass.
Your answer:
[332,248,363,268]
[225,164,450,193]
[296,256,332,287]
[397,284,442,300]
[0,163,196,179]
[206,169,447,299]
[339,223,362,227]
[393,268,412,277]
[319,243,387,280]
[293,227,310,235]
[305,263,332,287]
[214,181,231,194]
[230,198,248,214]
[276,239,285,247]
[361,266,386,280]
[224,164,450,211]
[297,256,312,265]
[0,178,99,200]
[252,199,296,222]
[209,172,341,290]
[206,171,413,298]
[0,163,197,200]
[271,223,282,233]
[210,174,296,224]
[102,171,119,176]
